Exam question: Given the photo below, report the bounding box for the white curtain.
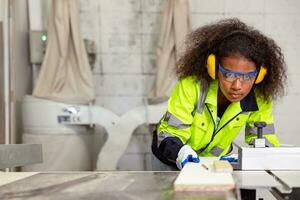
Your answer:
[33,0,95,104]
[148,0,191,104]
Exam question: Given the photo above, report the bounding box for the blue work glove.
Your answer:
[176,145,200,169]
[219,154,238,163]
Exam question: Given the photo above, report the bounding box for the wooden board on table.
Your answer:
[174,163,235,192]
[214,160,233,173]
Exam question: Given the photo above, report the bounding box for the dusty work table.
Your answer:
[0,171,237,200]
[1,170,300,200]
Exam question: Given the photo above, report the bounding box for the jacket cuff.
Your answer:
[158,137,184,163]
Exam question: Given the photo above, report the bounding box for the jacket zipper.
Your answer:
[198,104,242,153]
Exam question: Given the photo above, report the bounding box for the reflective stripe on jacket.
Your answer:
[157,76,279,158]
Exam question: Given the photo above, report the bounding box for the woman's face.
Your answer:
[218,56,257,102]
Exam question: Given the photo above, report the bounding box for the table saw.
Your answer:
[1,160,300,200]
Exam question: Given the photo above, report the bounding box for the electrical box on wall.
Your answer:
[29,31,96,68]
[29,30,47,64]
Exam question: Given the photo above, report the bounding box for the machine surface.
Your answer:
[1,164,300,200]
[0,171,236,200]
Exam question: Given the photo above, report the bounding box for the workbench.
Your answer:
[1,170,300,200]
[1,145,300,200]
[0,171,230,200]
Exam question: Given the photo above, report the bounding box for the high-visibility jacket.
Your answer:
[154,76,279,165]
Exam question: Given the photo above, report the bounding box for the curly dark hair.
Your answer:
[176,18,287,101]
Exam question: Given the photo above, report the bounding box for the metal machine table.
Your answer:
[0,171,236,200]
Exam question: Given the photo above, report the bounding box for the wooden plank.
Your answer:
[174,162,235,192]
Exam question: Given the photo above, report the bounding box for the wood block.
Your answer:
[213,160,233,173]
[174,163,235,192]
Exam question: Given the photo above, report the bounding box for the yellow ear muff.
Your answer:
[207,54,216,79]
[255,65,267,84]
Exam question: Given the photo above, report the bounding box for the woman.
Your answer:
[152,18,287,170]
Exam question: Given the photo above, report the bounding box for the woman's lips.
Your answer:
[229,93,242,99]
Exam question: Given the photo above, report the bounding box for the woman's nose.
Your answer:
[231,78,242,90]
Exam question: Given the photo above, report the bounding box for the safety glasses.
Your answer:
[218,64,257,83]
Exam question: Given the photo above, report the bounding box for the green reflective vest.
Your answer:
[158,76,279,157]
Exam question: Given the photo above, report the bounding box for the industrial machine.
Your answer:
[232,122,300,171]
[228,122,300,199]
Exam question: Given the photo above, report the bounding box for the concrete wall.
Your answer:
[78,0,161,116]
[77,0,300,170]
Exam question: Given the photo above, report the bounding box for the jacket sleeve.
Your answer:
[155,77,199,163]
[245,97,280,147]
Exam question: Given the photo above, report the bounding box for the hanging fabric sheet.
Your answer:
[33,0,95,104]
[148,0,191,104]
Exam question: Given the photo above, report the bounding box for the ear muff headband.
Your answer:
[206,54,267,84]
